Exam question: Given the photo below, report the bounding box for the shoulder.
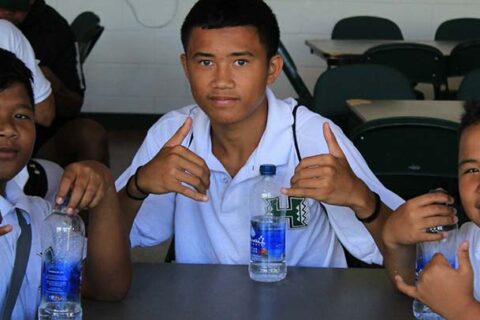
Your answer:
[144,105,201,146]
[459,222,480,239]
[0,20,25,43]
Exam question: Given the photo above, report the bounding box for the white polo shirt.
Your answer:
[0,179,51,320]
[458,222,480,300]
[0,19,52,104]
[116,89,404,267]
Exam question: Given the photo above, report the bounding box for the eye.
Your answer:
[14,113,31,120]
[463,167,480,175]
[199,60,213,67]
[234,59,248,66]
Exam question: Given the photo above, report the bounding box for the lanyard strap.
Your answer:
[1,209,32,320]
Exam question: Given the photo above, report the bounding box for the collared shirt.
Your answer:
[116,89,404,267]
[0,19,52,104]
[458,222,480,300]
[0,179,51,319]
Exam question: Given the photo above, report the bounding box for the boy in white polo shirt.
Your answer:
[116,0,403,267]
[0,48,131,319]
[383,101,480,319]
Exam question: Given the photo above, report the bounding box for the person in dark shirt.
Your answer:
[0,0,109,166]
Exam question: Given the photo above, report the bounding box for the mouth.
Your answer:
[208,95,239,107]
[0,147,18,161]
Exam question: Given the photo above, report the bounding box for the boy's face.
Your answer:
[458,123,480,225]
[180,26,282,127]
[0,81,35,184]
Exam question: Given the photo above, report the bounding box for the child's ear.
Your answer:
[180,53,190,80]
[266,54,283,85]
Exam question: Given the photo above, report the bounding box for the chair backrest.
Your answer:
[350,116,469,224]
[448,40,480,77]
[278,41,314,108]
[332,16,403,40]
[313,64,415,118]
[70,11,105,64]
[364,43,447,98]
[458,68,480,100]
[435,18,480,41]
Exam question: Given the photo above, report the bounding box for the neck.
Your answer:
[211,102,268,177]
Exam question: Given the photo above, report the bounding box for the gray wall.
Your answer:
[47,0,480,114]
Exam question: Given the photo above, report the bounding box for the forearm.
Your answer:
[445,299,480,320]
[82,188,132,301]
[118,174,149,235]
[383,244,416,285]
[35,94,56,127]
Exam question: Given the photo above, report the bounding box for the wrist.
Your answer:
[350,182,376,219]
[452,298,480,320]
[125,166,149,201]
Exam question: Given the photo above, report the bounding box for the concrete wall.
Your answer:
[47,0,480,114]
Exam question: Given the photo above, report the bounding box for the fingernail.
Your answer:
[202,195,208,202]
[56,197,63,204]
[454,216,459,224]
[67,207,74,215]
[280,188,288,194]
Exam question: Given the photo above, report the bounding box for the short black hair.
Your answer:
[459,101,480,136]
[0,48,34,107]
[181,0,280,60]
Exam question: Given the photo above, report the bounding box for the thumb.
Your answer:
[458,241,473,275]
[395,274,419,300]
[323,122,345,158]
[164,117,193,147]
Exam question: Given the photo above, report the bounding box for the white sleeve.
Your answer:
[0,20,52,104]
[115,112,192,248]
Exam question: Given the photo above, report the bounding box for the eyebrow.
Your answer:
[458,159,480,167]
[192,51,255,58]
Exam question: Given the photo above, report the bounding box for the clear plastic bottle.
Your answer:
[249,164,287,282]
[38,201,85,320]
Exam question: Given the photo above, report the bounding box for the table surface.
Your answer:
[347,99,464,123]
[305,39,459,61]
[83,263,413,320]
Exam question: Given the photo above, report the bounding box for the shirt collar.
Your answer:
[0,179,33,224]
[189,88,297,175]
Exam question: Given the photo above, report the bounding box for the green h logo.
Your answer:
[267,196,308,228]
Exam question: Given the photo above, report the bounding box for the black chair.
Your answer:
[350,116,467,224]
[458,68,480,100]
[70,11,105,64]
[332,16,403,40]
[448,40,480,77]
[313,64,416,133]
[435,18,480,41]
[364,43,448,99]
[278,41,314,108]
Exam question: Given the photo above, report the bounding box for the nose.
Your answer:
[0,120,18,139]
[213,63,234,89]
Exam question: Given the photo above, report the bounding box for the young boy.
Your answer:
[0,48,131,319]
[116,0,403,267]
[384,101,480,319]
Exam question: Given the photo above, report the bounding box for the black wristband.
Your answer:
[125,166,149,201]
[134,166,150,196]
[356,192,381,224]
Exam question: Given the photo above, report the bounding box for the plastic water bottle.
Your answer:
[38,200,85,320]
[249,164,287,282]
[413,225,457,320]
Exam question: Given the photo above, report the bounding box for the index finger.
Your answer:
[323,122,345,158]
[165,117,193,147]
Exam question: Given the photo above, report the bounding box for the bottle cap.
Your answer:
[259,164,276,175]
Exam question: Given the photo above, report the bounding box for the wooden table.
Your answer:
[305,39,459,65]
[347,99,464,123]
[83,263,413,320]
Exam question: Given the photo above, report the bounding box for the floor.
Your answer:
[108,128,171,263]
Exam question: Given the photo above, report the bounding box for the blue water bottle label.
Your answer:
[250,217,286,262]
[41,260,82,302]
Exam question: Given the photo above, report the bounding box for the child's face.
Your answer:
[458,123,480,225]
[180,26,282,127]
[0,81,35,184]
